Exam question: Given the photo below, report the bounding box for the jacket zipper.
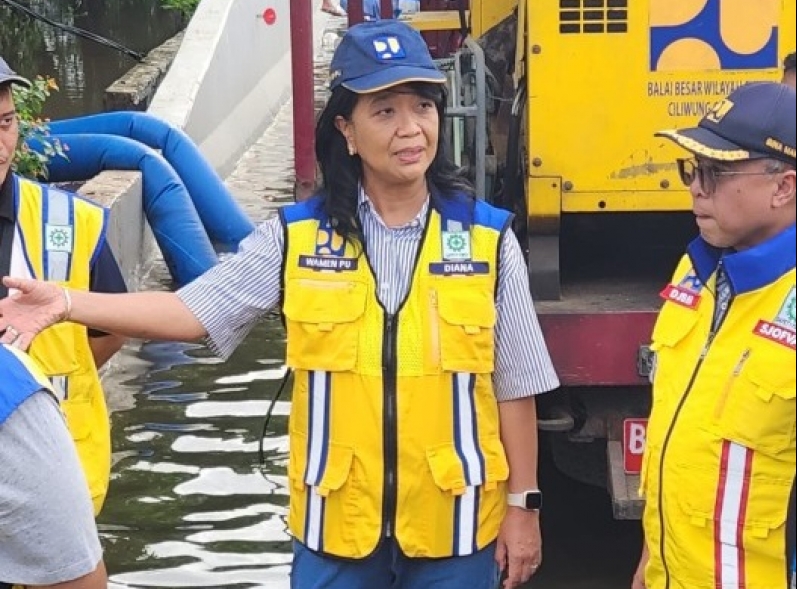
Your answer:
[658,265,733,589]
[382,312,398,537]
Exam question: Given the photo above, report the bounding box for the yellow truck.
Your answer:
[348,0,796,518]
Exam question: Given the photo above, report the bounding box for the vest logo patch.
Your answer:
[441,230,471,261]
[45,224,73,253]
[429,261,489,276]
[752,287,797,350]
[774,287,796,330]
[299,255,358,271]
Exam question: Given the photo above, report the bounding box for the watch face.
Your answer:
[524,491,543,510]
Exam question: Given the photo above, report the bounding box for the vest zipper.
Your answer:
[382,312,398,538]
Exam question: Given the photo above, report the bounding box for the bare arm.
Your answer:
[0,278,206,348]
[68,290,206,341]
[496,395,542,589]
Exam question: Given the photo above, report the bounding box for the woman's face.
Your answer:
[336,84,439,189]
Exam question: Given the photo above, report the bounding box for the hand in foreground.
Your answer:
[0,276,69,350]
[631,548,648,589]
[495,507,542,589]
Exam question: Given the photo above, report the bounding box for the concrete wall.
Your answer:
[77,171,154,288]
[148,0,293,177]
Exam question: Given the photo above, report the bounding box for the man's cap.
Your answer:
[0,56,31,89]
[656,82,796,167]
[328,20,446,93]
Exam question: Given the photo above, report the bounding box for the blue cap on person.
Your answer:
[656,81,796,167]
[328,19,446,93]
[0,56,31,88]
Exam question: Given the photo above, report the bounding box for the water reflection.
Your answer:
[0,0,182,119]
[100,316,294,589]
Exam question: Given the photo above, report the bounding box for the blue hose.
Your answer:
[31,133,218,286]
[48,111,255,247]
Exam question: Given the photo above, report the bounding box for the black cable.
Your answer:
[0,0,145,61]
[257,368,293,471]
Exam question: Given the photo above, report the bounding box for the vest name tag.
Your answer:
[299,255,359,271]
[660,284,701,309]
[429,261,490,276]
[753,320,796,350]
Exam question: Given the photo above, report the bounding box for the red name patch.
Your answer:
[660,284,701,309]
[753,320,797,350]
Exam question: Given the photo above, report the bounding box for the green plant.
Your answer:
[11,76,68,180]
[161,0,200,19]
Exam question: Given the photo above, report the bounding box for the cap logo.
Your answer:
[706,98,734,124]
[372,36,406,61]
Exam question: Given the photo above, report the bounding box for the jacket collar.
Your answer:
[687,224,796,295]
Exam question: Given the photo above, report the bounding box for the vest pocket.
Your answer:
[434,289,496,374]
[708,353,796,456]
[283,279,368,371]
[426,436,509,494]
[29,322,80,379]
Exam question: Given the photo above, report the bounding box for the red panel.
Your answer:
[538,312,656,387]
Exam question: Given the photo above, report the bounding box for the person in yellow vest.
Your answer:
[631,82,796,589]
[0,344,107,589]
[0,56,127,515]
[0,20,560,589]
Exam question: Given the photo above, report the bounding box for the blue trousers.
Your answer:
[291,539,500,589]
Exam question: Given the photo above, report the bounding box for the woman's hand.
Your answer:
[495,507,542,589]
[0,276,69,350]
[631,544,649,589]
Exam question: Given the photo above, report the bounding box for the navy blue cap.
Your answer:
[0,56,31,88]
[329,20,446,93]
[656,82,796,167]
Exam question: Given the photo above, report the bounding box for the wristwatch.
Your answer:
[507,489,543,511]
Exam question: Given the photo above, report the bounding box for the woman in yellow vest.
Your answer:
[633,82,796,589]
[0,20,559,589]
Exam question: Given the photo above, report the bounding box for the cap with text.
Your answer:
[656,81,796,167]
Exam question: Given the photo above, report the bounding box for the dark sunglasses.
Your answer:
[677,158,776,193]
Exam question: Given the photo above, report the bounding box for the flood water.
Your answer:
[0,0,182,120]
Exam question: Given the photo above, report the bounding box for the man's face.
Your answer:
[0,86,19,184]
[681,156,789,250]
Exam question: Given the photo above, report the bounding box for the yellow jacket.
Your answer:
[642,225,796,589]
[280,193,511,558]
[13,175,111,515]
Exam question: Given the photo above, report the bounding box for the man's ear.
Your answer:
[772,168,796,209]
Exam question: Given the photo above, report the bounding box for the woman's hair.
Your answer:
[314,81,473,246]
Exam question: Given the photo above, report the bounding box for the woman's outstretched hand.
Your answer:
[0,276,69,350]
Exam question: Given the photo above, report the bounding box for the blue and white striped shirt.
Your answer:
[178,193,560,401]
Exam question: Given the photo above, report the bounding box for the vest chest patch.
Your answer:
[45,224,74,253]
[299,255,359,271]
[429,261,489,276]
[752,286,796,350]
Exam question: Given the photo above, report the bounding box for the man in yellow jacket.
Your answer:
[0,56,126,514]
[634,82,796,589]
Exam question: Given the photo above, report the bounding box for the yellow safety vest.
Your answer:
[13,175,111,515]
[642,226,796,589]
[281,193,511,558]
